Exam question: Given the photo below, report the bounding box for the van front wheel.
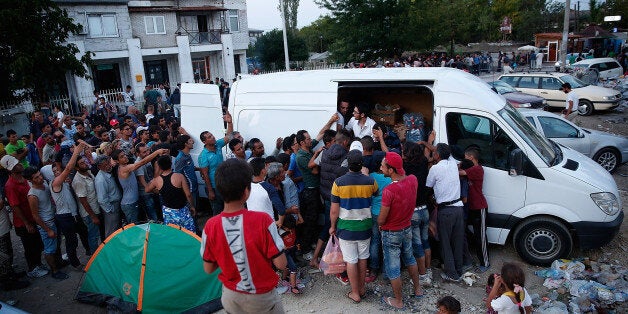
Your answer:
[513,217,573,266]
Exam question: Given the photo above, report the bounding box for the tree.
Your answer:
[279,0,300,33]
[603,0,627,30]
[0,0,91,101]
[299,16,336,53]
[256,29,309,70]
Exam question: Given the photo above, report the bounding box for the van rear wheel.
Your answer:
[513,217,573,266]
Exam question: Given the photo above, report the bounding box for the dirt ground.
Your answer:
[0,105,626,313]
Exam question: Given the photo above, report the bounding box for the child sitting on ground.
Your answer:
[279,226,302,294]
[486,263,533,314]
[437,295,461,313]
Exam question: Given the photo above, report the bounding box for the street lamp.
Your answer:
[319,35,323,53]
[280,0,290,71]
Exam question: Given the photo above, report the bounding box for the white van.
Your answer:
[181,68,623,266]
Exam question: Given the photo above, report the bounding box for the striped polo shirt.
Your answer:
[331,172,379,241]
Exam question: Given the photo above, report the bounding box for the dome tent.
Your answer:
[76,223,222,313]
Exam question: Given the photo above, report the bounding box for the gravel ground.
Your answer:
[0,104,626,314]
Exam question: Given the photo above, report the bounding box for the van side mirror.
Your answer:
[509,149,524,176]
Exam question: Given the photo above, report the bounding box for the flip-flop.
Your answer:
[347,291,361,304]
[409,293,424,299]
[381,296,404,310]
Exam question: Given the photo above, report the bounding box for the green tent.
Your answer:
[76,223,222,313]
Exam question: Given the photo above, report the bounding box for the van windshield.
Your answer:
[498,105,555,165]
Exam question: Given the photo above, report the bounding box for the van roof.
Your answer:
[234,67,505,111]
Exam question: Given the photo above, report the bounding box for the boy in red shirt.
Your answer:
[458,148,490,272]
[201,158,287,313]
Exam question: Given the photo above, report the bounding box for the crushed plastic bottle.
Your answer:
[535,268,564,279]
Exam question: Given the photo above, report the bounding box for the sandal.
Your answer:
[346,291,361,303]
[291,286,302,294]
[382,296,404,310]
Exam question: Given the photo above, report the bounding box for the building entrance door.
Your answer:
[92,63,121,90]
[144,60,170,86]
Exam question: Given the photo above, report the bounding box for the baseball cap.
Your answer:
[0,155,20,171]
[384,152,405,175]
[109,119,119,127]
[347,149,363,170]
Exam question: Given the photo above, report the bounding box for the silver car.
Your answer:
[520,109,628,172]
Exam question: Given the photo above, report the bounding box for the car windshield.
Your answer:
[559,75,587,88]
[492,81,517,94]
[498,104,555,166]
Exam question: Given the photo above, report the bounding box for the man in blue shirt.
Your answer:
[198,113,233,216]
[174,134,199,209]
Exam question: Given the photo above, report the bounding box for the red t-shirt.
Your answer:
[201,208,284,294]
[465,165,488,210]
[380,175,418,231]
[5,176,35,227]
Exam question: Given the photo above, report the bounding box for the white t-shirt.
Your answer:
[565,90,579,110]
[426,156,463,206]
[122,91,134,105]
[246,182,274,220]
[56,111,64,125]
[345,117,376,139]
[490,288,532,314]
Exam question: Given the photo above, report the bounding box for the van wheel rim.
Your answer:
[597,152,617,171]
[526,229,559,259]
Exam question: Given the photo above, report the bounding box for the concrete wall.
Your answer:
[129,11,178,48]
[63,4,132,52]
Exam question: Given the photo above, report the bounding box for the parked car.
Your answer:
[520,108,628,172]
[554,52,591,71]
[571,58,623,80]
[489,80,547,109]
[499,72,622,115]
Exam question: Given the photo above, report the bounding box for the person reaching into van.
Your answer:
[561,83,579,121]
[345,102,376,139]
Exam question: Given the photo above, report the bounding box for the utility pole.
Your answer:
[280,0,290,71]
[560,0,570,72]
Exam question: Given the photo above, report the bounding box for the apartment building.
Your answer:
[57,0,248,104]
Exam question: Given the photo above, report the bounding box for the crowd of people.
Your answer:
[0,84,535,312]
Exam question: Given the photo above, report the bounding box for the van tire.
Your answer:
[593,148,620,173]
[513,217,573,266]
[578,100,594,116]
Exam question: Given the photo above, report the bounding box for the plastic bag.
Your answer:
[319,235,346,275]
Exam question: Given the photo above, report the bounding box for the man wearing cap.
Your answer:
[561,83,579,121]
[378,152,422,309]
[94,155,123,237]
[2,155,47,278]
[329,150,378,303]
[426,143,465,282]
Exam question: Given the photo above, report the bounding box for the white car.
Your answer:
[571,58,624,80]
[520,108,628,172]
[499,72,623,115]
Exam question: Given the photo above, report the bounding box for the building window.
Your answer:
[145,16,166,35]
[228,10,239,32]
[87,14,118,37]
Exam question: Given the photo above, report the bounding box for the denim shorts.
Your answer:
[381,227,416,279]
[411,207,431,258]
[37,221,58,254]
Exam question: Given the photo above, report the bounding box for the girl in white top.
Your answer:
[487,263,533,314]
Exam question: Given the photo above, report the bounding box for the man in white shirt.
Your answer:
[426,143,465,282]
[121,85,135,115]
[246,158,286,226]
[345,103,376,139]
[561,83,579,121]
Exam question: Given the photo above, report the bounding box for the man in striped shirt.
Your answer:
[329,150,378,303]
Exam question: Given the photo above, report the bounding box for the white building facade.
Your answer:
[56,0,249,105]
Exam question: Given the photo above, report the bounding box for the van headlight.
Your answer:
[603,96,614,100]
[590,192,620,215]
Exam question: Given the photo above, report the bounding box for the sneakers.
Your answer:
[335,273,349,286]
[302,252,313,261]
[440,272,461,283]
[51,271,69,280]
[27,266,48,278]
[419,273,432,286]
[276,285,289,294]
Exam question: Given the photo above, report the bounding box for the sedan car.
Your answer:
[499,72,622,115]
[520,108,628,172]
[489,81,547,109]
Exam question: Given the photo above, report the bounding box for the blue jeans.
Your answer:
[369,214,381,271]
[37,221,58,255]
[210,190,224,216]
[140,194,158,221]
[381,227,416,280]
[411,208,430,258]
[121,202,139,224]
[82,215,102,255]
[318,199,331,242]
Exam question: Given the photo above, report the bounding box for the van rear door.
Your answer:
[180,83,222,197]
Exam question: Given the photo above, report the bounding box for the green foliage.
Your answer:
[0,0,92,101]
[311,0,603,61]
[602,0,627,30]
[256,29,309,70]
[279,0,300,33]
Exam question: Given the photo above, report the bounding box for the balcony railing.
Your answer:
[187,30,222,45]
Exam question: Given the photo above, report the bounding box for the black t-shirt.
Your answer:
[403,159,429,207]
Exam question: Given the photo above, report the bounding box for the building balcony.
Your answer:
[184,30,222,45]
